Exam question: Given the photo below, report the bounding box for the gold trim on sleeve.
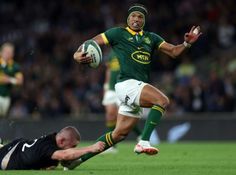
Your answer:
[101,33,109,44]
[158,41,166,50]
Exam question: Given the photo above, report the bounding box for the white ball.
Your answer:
[193,28,199,35]
[63,167,69,171]
[81,40,102,68]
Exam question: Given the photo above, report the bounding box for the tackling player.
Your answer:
[70,3,201,169]
[0,126,105,170]
[0,42,23,117]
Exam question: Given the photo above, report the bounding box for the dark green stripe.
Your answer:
[91,40,102,63]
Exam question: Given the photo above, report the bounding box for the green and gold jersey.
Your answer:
[107,50,120,90]
[102,27,165,83]
[0,58,21,96]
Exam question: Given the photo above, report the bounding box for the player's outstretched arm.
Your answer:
[159,26,202,58]
[73,34,106,64]
[51,141,105,161]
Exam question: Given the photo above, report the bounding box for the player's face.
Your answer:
[1,46,14,61]
[127,12,145,31]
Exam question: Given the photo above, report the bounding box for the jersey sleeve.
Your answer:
[151,32,165,50]
[101,27,122,46]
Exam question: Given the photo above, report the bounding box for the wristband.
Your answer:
[183,41,191,48]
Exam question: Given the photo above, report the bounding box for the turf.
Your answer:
[1,142,236,175]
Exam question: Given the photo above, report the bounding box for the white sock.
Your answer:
[138,140,150,146]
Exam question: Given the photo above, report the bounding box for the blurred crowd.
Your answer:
[0,0,236,119]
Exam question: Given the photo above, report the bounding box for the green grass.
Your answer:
[1,142,236,175]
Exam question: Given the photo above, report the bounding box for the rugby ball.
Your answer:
[81,40,102,68]
[193,26,200,35]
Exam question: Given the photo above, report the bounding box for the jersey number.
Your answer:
[22,139,38,152]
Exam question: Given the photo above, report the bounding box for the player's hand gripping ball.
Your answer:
[74,40,102,68]
[81,40,102,68]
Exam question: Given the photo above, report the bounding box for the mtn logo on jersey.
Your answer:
[131,51,151,64]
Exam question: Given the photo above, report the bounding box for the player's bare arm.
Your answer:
[73,34,106,64]
[0,72,23,85]
[0,74,11,84]
[51,141,105,161]
[159,26,202,58]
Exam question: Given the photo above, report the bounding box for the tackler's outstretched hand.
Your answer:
[90,141,106,153]
[184,26,202,44]
[73,46,92,64]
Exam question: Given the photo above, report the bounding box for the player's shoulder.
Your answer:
[11,61,21,72]
[44,133,57,140]
[31,133,57,150]
[12,61,21,70]
[36,133,56,143]
[145,31,162,37]
[106,27,125,32]
[145,31,165,42]
[14,62,20,68]
[104,27,126,41]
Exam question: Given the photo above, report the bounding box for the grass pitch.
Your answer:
[1,142,236,175]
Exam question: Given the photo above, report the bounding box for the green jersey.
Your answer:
[107,50,120,90]
[0,59,21,96]
[102,27,165,83]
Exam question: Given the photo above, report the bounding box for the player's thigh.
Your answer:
[105,104,118,121]
[112,113,139,140]
[139,84,169,108]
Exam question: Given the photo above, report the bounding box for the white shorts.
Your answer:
[0,96,10,117]
[115,79,147,118]
[102,90,121,106]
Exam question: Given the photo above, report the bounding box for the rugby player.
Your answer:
[0,42,23,117]
[69,3,201,169]
[0,126,105,170]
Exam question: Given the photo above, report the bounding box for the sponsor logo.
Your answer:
[131,51,151,64]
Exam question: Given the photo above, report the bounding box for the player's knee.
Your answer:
[155,95,169,108]
[162,96,170,107]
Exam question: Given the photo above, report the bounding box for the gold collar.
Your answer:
[0,57,14,66]
[126,27,143,36]
[0,58,4,65]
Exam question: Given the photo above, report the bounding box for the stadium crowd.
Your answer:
[0,0,236,119]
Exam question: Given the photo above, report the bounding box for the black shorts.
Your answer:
[0,139,22,170]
